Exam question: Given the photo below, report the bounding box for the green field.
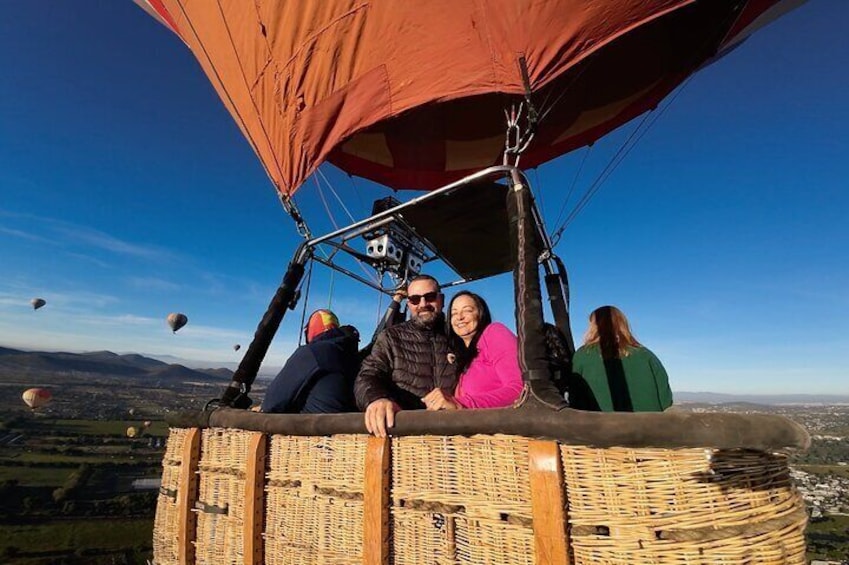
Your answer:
[0,465,72,486]
[32,419,167,437]
[0,518,152,564]
[806,514,849,561]
[798,464,849,479]
[5,452,156,465]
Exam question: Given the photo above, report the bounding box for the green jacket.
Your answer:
[570,344,673,412]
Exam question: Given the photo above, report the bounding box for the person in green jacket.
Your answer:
[570,305,672,412]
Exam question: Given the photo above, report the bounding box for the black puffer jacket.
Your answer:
[354,315,457,410]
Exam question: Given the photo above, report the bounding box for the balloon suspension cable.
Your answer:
[280,195,312,240]
[314,168,380,284]
[375,273,386,323]
[550,145,591,247]
[503,57,539,168]
[549,10,737,240]
[503,104,531,167]
[297,258,315,347]
[554,74,696,239]
[317,166,357,224]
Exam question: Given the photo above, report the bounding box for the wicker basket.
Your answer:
[152,427,807,565]
[265,434,365,565]
[192,428,252,564]
[152,427,189,563]
[561,446,807,565]
[391,435,534,565]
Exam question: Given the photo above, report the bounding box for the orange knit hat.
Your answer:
[305,309,339,342]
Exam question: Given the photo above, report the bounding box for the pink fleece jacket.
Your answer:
[454,322,523,409]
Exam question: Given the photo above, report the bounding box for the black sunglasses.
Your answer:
[407,291,440,305]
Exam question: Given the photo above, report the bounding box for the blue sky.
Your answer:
[1,2,846,393]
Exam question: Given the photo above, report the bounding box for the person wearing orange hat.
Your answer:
[304,309,339,342]
[261,309,360,414]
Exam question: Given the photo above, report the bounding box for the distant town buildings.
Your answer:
[792,468,849,517]
[683,403,849,519]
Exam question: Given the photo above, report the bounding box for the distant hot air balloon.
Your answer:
[30,298,46,310]
[166,312,188,333]
[233,344,241,352]
[22,388,52,409]
[126,426,139,438]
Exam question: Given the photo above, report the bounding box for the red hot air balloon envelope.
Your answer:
[22,388,52,409]
[132,0,805,196]
[166,313,188,333]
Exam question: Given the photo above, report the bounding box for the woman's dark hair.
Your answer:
[584,305,641,359]
[447,291,492,375]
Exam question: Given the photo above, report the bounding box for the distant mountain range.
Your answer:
[2,345,847,403]
[0,346,232,383]
[675,391,849,405]
[141,353,281,378]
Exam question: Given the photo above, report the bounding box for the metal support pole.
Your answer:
[218,243,309,408]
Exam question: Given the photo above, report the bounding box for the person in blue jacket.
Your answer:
[261,309,360,414]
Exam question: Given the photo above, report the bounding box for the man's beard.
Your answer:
[412,308,440,329]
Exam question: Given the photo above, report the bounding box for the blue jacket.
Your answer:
[261,328,359,414]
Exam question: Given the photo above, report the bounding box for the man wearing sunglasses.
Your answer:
[355,274,458,437]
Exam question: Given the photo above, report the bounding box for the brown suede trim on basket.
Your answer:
[166,401,810,451]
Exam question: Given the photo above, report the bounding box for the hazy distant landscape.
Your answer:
[0,347,249,564]
[1,347,848,564]
[675,391,849,405]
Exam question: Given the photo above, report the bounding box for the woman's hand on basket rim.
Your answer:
[422,388,460,411]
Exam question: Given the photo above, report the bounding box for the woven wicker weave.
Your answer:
[152,428,807,565]
[392,434,532,519]
[265,434,366,565]
[455,515,534,565]
[194,428,250,564]
[152,427,187,564]
[561,446,807,565]
[391,508,457,565]
[391,434,534,565]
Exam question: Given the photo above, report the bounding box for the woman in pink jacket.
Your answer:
[423,291,523,410]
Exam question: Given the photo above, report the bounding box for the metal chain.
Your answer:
[503,102,536,168]
[280,195,312,239]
